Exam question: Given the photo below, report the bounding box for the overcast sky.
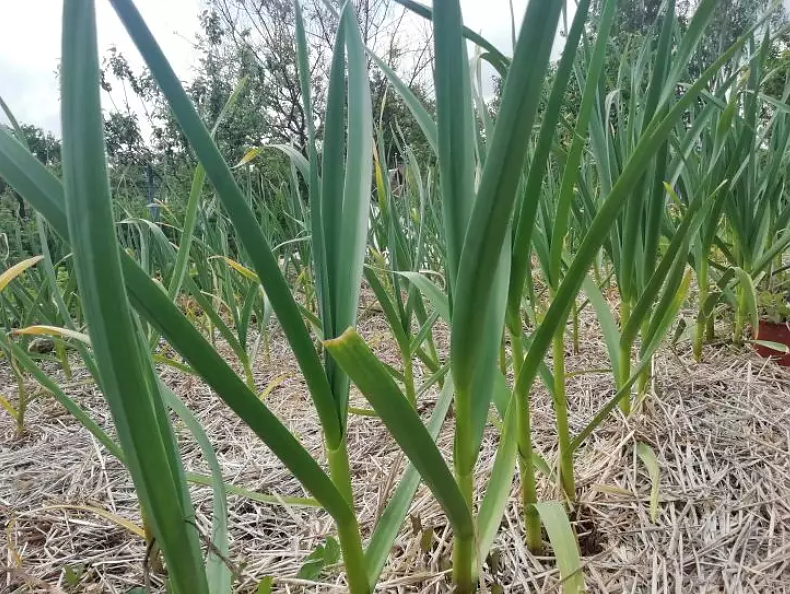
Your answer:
[0,0,543,136]
[2,1,788,137]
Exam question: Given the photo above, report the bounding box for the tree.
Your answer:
[592,0,787,76]
[0,124,61,219]
[210,0,325,150]
[104,111,146,165]
[211,0,434,155]
[691,0,786,78]
[99,10,283,200]
[20,124,61,167]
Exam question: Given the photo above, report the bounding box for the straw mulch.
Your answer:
[2,302,790,593]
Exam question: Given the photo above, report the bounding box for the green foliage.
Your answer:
[2,1,790,593]
[757,289,790,322]
[296,537,341,580]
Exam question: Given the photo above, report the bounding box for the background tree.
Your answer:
[211,0,434,164]
[591,0,786,76]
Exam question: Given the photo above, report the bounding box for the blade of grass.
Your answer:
[108,0,340,448]
[393,0,508,71]
[635,442,660,523]
[162,385,231,592]
[0,256,43,291]
[324,328,474,540]
[364,376,455,584]
[531,503,585,594]
[451,0,564,391]
[0,117,357,534]
[61,2,208,591]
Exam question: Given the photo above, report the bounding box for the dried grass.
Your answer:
[2,298,790,593]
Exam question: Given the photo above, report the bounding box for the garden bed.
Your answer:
[3,305,790,593]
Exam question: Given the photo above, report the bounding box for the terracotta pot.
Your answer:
[753,319,790,366]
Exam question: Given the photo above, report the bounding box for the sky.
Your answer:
[0,0,538,136]
[0,0,203,134]
[1,1,789,137]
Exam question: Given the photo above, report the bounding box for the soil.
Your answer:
[3,297,790,593]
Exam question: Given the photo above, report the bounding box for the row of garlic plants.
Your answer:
[1,0,788,592]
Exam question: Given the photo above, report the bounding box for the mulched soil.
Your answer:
[2,296,790,593]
